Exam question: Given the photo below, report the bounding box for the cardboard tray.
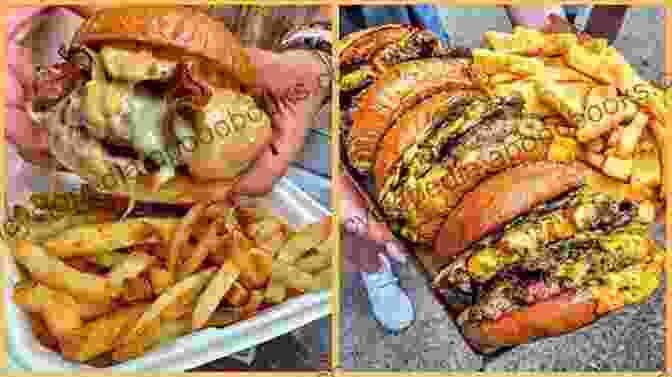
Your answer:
[2,174,331,372]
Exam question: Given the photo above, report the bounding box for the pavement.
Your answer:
[342,6,665,371]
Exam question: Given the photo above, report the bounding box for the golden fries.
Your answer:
[108,252,156,289]
[192,261,239,330]
[149,266,174,295]
[43,218,179,258]
[295,252,332,274]
[179,216,231,279]
[271,259,321,292]
[276,217,333,264]
[264,278,287,304]
[13,240,121,303]
[9,191,332,367]
[59,303,149,362]
[120,267,216,346]
[224,281,250,306]
[112,319,191,362]
[167,202,208,279]
[14,281,83,338]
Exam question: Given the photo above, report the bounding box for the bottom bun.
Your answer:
[461,290,596,353]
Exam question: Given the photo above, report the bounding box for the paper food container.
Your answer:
[2,173,331,372]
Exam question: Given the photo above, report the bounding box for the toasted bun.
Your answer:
[434,160,595,257]
[73,6,256,89]
[338,24,414,65]
[462,290,596,353]
[373,88,482,195]
[347,58,475,174]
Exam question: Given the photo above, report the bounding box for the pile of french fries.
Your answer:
[7,192,333,366]
[476,27,668,203]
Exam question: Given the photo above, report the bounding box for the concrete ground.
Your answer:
[342,6,665,371]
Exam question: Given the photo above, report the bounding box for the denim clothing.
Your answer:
[340,5,451,47]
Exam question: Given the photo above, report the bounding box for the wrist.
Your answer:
[245,47,278,89]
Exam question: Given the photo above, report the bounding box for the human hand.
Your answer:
[234,48,329,196]
[7,7,51,166]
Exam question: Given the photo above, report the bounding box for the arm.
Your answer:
[505,6,565,29]
[584,6,628,44]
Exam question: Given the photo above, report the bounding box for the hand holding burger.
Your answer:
[8,6,330,202]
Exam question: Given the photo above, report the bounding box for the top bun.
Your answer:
[73,6,256,89]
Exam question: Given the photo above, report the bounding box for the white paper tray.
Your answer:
[3,175,331,372]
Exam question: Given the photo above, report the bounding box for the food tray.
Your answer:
[2,174,331,372]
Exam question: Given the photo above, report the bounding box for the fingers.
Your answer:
[8,44,35,102]
[7,108,49,151]
[235,101,307,196]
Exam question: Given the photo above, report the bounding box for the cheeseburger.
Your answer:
[27,7,272,204]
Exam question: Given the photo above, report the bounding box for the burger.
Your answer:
[338,24,666,354]
[432,160,663,353]
[27,7,272,205]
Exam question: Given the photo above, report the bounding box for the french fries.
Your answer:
[59,303,149,362]
[13,240,121,303]
[107,252,156,289]
[192,261,239,330]
[13,281,83,338]
[9,191,332,367]
[112,319,191,362]
[43,218,179,258]
[276,216,333,264]
[264,278,288,304]
[167,202,208,279]
[120,267,216,346]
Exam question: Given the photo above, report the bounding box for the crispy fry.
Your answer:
[108,252,157,289]
[28,210,118,242]
[241,290,264,320]
[264,278,287,304]
[192,261,239,330]
[223,281,250,306]
[160,291,197,321]
[168,202,208,279]
[43,218,179,258]
[245,217,290,254]
[30,313,60,351]
[77,299,117,320]
[250,248,273,283]
[87,250,128,268]
[149,267,174,295]
[276,216,333,264]
[14,281,83,338]
[120,267,216,346]
[111,319,191,362]
[316,268,332,290]
[179,216,230,279]
[107,252,156,287]
[295,252,332,274]
[206,307,242,327]
[231,232,267,289]
[59,303,149,362]
[122,277,154,303]
[271,259,321,292]
[64,257,104,275]
[13,240,121,303]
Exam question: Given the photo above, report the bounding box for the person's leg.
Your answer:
[337,172,415,332]
[406,5,451,47]
[584,5,628,44]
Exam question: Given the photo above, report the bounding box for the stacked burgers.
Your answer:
[338,25,666,353]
